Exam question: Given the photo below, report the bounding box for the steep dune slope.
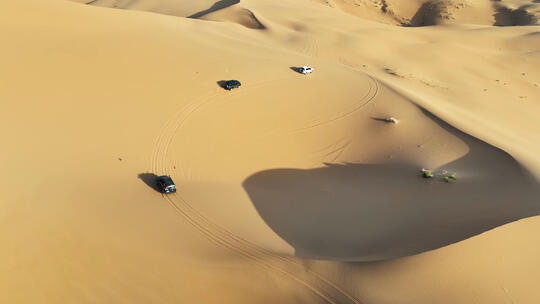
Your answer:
[75,0,267,29]
[72,0,218,17]
[310,0,539,26]
[78,0,540,26]
[307,216,540,304]
[211,0,540,175]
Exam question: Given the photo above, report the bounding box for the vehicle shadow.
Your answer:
[217,80,228,89]
[138,173,163,193]
[290,66,303,74]
[371,117,394,123]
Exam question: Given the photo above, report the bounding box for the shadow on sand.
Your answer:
[188,0,240,19]
[217,80,229,89]
[242,109,540,261]
[290,66,304,74]
[371,117,395,123]
[405,1,442,27]
[493,5,538,26]
[138,173,163,193]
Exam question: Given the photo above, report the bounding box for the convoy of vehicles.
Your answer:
[158,65,314,194]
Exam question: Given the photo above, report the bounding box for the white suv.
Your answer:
[299,66,314,74]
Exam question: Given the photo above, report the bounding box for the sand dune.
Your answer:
[79,0,540,27]
[188,0,240,18]
[493,1,540,26]
[78,0,266,29]
[197,6,266,30]
[74,0,220,17]
[311,0,539,26]
[243,105,540,261]
[310,215,540,304]
[1,0,539,303]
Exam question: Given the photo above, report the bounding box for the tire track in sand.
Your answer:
[150,86,365,304]
[290,74,379,133]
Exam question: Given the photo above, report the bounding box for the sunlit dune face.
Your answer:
[1,0,539,303]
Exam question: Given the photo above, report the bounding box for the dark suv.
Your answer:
[158,176,176,194]
[223,80,241,90]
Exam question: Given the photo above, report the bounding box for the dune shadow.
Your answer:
[242,109,540,262]
[405,2,442,27]
[188,0,240,19]
[493,6,538,26]
[138,173,163,193]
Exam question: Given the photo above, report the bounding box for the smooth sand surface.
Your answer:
[1,0,539,303]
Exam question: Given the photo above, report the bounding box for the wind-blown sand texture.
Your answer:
[1,0,539,303]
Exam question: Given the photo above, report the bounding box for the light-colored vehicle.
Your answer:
[300,66,314,74]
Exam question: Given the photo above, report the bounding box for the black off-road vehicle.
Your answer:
[223,80,241,90]
[158,176,176,194]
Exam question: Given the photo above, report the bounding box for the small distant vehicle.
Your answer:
[383,117,398,124]
[223,80,241,90]
[158,176,176,194]
[299,66,314,74]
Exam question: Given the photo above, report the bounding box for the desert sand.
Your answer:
[1,0,539,303]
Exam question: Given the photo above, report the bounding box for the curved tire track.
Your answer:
[290,74,379,133]
[150,85,366,304]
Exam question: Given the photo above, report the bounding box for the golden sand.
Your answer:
[1,0,539,303]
